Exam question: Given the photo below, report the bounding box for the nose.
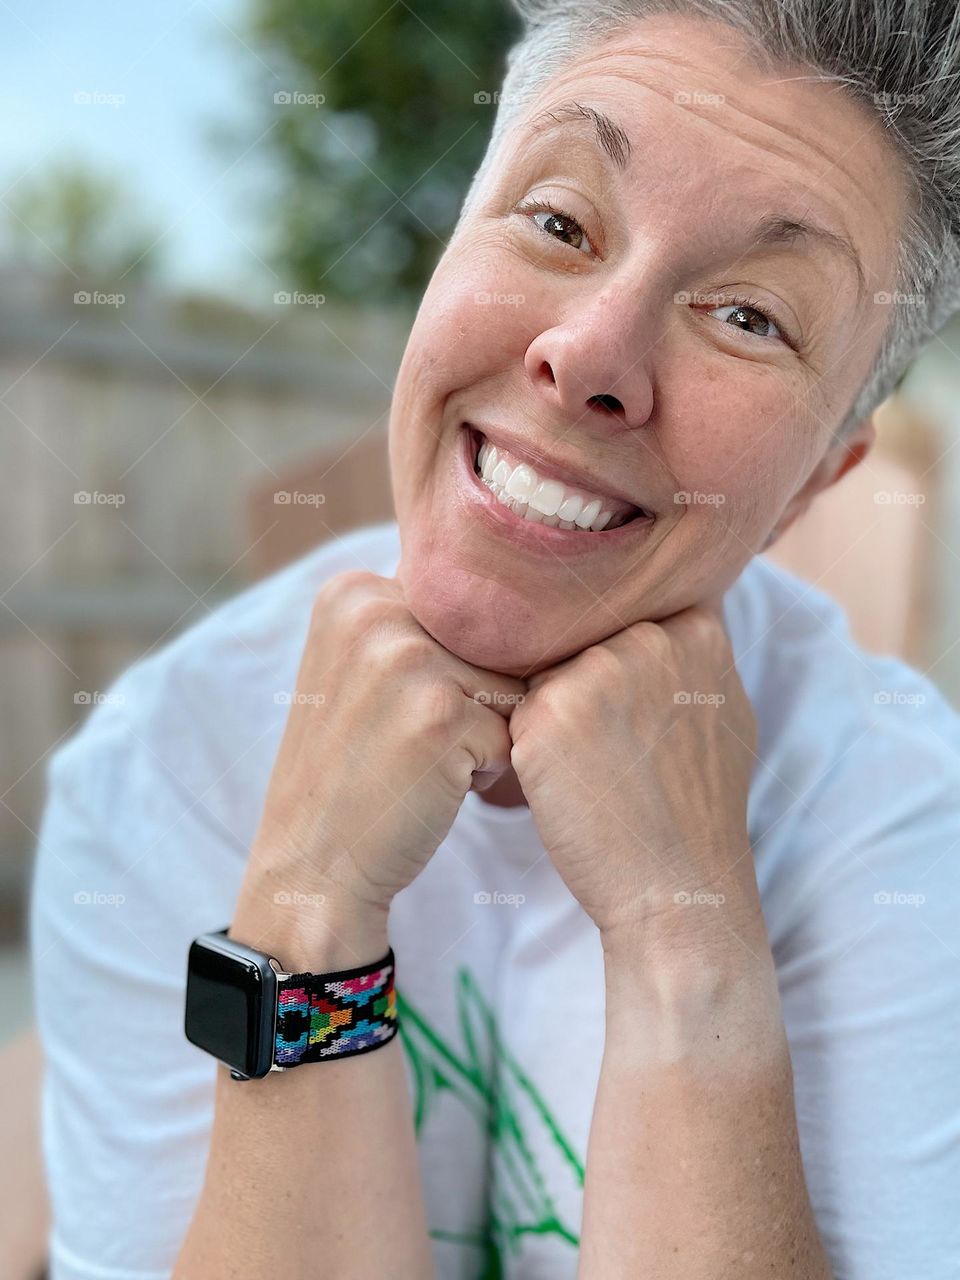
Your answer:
[523,289,656,431]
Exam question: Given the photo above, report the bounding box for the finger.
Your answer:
[462,699,515,787]
[456,663,528,720]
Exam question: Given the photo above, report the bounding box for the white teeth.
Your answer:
[473,433,642,533]
[528,478,565,517]
[556,493,583,522]
[504,463,537,502]
[574,498,602,528]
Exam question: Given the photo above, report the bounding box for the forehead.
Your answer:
[511,14,905,283]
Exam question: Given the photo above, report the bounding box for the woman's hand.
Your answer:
[235,570,526,951]
[508,603,761,958]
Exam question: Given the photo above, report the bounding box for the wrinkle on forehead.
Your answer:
[525,20,905,268]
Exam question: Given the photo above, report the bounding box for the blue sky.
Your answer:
[0,0,278,296]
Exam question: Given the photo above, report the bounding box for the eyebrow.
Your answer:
[525,98,866,300]
[750,213,865,301]
[527,99,632,169]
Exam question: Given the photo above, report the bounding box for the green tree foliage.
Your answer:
[4,160,161,286]
[249,0,520,301]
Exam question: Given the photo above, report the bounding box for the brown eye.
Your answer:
[533,210,585,249]
[708,298,786,343]
[517,199,595,255]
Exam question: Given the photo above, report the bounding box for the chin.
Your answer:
[398,544,566,676]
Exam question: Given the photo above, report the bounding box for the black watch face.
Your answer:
[185,934,276,1078]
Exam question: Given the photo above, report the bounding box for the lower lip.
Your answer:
[455,425,655,553]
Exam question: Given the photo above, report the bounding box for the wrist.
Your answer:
[231,869,391,973]
[602,936,786,1070]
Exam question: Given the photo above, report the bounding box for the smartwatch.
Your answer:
[184,927,397,1080]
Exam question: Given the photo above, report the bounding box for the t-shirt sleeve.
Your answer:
[762,670,960,1279]
[29,699,247,1280]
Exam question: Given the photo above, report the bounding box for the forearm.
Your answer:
[174,875,434,1280]
[577,938,832,1280]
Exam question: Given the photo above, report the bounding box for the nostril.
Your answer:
[588,393,624,415]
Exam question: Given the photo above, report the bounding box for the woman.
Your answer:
[31,1,960,1277]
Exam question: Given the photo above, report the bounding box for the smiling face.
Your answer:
[389,13,908,676]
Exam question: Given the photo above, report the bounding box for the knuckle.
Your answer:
[579,643,625,684]
[634,621,672,656]
[315,576,397,645]
[689,609,725,643]
[509,732,536,777]
[315,569,377,609]
[381,628,434,677]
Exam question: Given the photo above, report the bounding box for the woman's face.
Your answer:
[389,14,907,675]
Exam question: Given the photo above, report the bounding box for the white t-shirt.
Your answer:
[30,520,960,1280]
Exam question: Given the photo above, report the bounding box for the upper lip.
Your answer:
[466,421,657,517]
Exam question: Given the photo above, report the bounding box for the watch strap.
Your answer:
[274,945,398,1066]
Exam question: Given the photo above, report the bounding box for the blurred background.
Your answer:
[2,3,960,1275]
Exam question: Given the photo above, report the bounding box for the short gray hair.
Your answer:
[459,0,960,439]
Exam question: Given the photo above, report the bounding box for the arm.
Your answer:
[30,570,521,1280]
[577,924,831,1279]
[173,571,523,1279]
[173,878,434,1279]
[507,605,834,1277]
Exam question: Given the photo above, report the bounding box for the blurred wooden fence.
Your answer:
[0,270,408,924]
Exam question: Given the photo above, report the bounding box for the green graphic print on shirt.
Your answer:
[396,966,585,1278]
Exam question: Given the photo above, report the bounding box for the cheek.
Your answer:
[390,246,540,510]
[398,244,534,402]
[664,372,811,532]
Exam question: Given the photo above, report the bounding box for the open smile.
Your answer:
[459,423,656,547]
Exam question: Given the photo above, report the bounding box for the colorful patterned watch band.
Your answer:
[274,946,398,1067]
